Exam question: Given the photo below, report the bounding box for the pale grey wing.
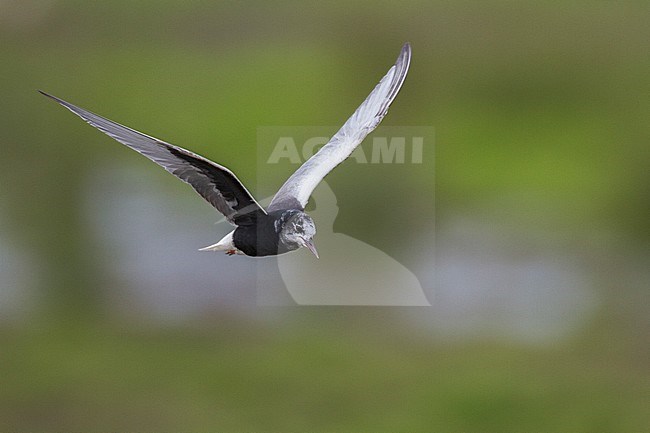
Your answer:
[267,42,411,212]
[40,91,266,226]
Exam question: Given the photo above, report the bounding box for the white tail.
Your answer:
[199,230,235,252]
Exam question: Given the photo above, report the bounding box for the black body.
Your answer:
[232,210,300,256]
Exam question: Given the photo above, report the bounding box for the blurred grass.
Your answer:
[1,315,648,433]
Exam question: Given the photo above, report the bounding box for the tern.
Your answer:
[41,43,411,258]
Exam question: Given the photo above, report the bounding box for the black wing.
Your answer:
[41,91,265,226]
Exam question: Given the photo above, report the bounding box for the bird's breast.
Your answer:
[232,216,285,257]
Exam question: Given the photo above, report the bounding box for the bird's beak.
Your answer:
[304,240,319,258]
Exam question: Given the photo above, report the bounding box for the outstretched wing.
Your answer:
[41,91,266,226]
[267,42,411,212]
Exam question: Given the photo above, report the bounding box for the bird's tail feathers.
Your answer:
[198,231,235,252]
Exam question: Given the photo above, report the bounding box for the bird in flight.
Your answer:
[41,43,411,258]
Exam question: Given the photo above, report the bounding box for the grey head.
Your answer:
[277,210,318,258]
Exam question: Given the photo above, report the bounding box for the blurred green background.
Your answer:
[1,0,648,431]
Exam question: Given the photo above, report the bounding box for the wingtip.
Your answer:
[400,42,412,61]
[392,43,411,73]
[38,90,62,104]
[38,91,81,114]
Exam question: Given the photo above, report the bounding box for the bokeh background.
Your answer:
[1,1,649,431]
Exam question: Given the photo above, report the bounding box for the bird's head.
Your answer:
[279,211,318,258]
